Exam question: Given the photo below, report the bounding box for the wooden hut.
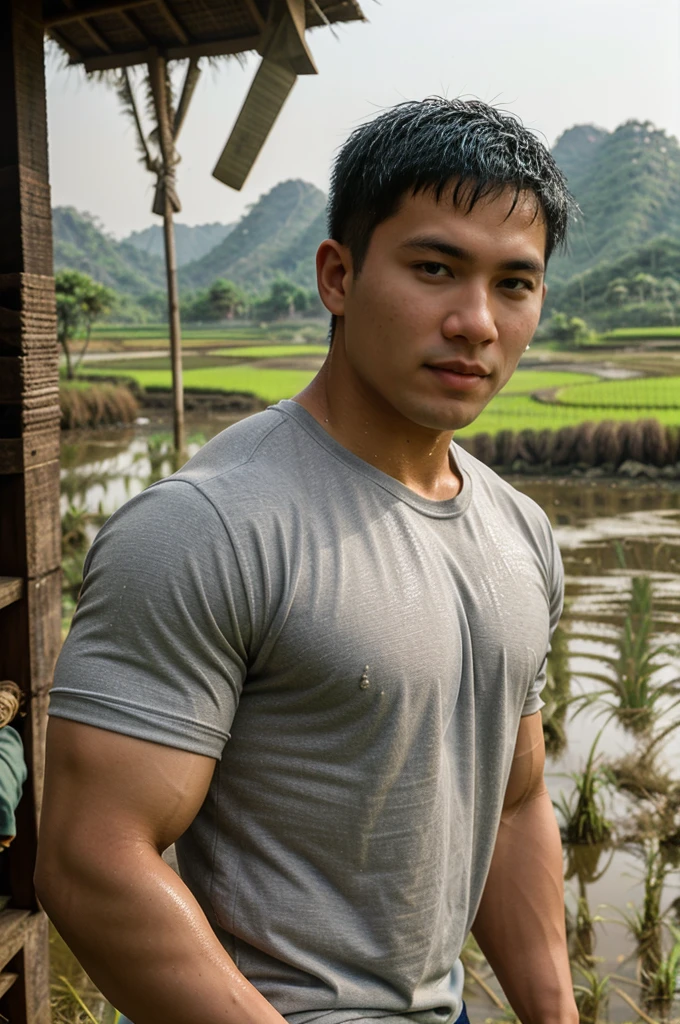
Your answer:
[0,2,363,1018]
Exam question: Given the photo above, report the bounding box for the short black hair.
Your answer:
[328,97,576,274]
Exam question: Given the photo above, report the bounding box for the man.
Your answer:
[36,98,578,1024]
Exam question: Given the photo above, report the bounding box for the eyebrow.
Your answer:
[400,235,545,275]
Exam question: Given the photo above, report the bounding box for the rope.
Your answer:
[0,682,22,728]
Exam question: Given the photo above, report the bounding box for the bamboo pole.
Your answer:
[148,50,184,456]
[162,197,184,455]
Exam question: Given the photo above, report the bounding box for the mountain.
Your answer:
[544,235,680,327]
[180,180,327,292]
[550,120,680,282]
[123,221,235,267]
[53,207,165,296]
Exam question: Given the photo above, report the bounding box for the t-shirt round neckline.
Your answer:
[273,399,473,519]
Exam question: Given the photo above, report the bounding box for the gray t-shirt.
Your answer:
[50,400,563,1024]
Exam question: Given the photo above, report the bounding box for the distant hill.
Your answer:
[53,207,165,296]
[123,221,235,267]
[550,120,680,282]
[544,235,680,327]
[180,179,327,291]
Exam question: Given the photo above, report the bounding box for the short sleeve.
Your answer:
[521,526,564,717]
[49,480,251,759]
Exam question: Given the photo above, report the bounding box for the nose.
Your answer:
[441,281,498,347]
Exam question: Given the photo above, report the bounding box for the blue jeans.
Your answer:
[119,1006,470,1024]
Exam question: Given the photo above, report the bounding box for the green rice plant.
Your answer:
[619,841,669,981]
[643,924,680,1009]
[572,563,680,735]
[542,621,571,758]
[555,730,613,845]
[573,966,610,1024]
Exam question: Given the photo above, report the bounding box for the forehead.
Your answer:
[380,184,548,258]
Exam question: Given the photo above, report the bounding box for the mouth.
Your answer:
[424,362,491,392]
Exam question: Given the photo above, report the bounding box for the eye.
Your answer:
[416,262,451,278]
[499,277,534,292]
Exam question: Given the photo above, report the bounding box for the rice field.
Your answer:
[212,345,329,358]
[556,376,680,409]
[87,365,317,404]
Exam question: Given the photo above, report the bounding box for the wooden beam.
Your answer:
[0,578,23,612]
[79,16,113,52]
[44,0,153,28]
[0,2,60,1015]
[83,33,260,70]
[155,0,188,44]
[118,7,150,41]
[242,0,265,31]
[0,974,18,1000]
[46,27,83,61]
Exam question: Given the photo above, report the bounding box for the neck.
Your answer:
[294,326,462,501]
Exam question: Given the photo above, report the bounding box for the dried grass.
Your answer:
[60,383,139,430]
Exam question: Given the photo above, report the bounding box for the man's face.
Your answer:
[338,185,547,432]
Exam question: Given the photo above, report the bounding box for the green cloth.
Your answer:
[0,727,27,840]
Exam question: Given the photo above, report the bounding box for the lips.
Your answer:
[426,360,490,376]
[425,361,491,392]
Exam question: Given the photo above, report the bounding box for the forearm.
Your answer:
[472,790,577,1024]
[37,841,286,1024]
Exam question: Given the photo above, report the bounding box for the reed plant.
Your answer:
[542,621,571,757]
[572,563,680,736]
[60,381,139,430]
[619,841,670,986]
[643,924,680,1011]
[555,730,613,845]
[573,966,610,1024]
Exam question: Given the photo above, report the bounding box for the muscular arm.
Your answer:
[471,712,577,1024]
[35,719,287,1024]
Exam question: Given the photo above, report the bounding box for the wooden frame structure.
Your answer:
[0,1,364,1016]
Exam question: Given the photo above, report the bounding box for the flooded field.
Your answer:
[59,412,680,1023]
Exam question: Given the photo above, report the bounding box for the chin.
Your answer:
[403,400,483,433]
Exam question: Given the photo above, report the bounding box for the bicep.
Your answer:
[39,718,216,863]
[501,711,547,820]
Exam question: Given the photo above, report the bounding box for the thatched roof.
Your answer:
[44,0,365,72]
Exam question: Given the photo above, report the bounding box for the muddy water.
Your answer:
[61,415,680,1022]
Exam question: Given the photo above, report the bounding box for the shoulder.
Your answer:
[456,442,562,583]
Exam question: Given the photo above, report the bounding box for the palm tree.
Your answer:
[111,55,202,455]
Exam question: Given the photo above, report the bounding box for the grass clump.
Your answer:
[556,730,613,845]
[60,381,139,429]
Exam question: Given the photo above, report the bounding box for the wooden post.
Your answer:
[162,199,185,456]
[148,50,185,456]
[0,0,60,1019]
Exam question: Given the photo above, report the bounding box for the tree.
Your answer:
[252,278,314,322]
[56,270,115,379]
[545,311,593,347]
[109,57,202,454]
[207,279,246,320]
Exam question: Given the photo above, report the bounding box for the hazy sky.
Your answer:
[46,0,680,239]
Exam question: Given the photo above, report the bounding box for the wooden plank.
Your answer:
[83,32,260,70]
[0,911,31,970]
[242,0,265,31]
[0,913,50,1024]
[155,0,189,44]
[0,578,22,611]
[44,0,155,28]
[0,973,18,999]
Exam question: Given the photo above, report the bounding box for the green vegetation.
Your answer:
[213,345,328,358]
[88,365,315,404]
[556,376,680,408]
[180,180,326,292]
[56,270,116,379]
[572,572,680,734]
[555,731,612,844]
[601,326,680,339]
[125,221,234,266]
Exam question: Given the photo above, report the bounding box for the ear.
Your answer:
[316,239,353,317]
